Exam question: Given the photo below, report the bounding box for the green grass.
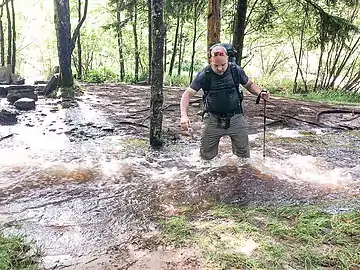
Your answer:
[160,204,360,269]
[161,216,192,247]
[0,233,39,270]
[255,77,360,104]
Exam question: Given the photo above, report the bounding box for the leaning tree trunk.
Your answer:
[133,0,139,82]
[233,0,247,66]
[147,0,152,83]
[207,0,220,49]
[77,0,82,80]
[0,5,4,67]
[168,11,180,76]
[54,0,73,88]
[5,0,11,66]
[149,0,165,148]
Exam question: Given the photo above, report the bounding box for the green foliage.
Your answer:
[83,68,118,83]
[0,233,39,270]
[164,74,189,87]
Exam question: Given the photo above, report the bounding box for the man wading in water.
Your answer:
[180,45,269,160]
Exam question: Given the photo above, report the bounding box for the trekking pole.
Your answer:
[263,100,266,158]
[256,90,268,158]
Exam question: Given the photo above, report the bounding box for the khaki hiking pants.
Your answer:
[200,113,250,160]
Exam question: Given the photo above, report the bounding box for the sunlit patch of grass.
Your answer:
[0,233,40,270]
[348,130,360,139]
[299,130,316,136]
[159,204,360,269]
[161,216,192,247]
[121,138,148,150]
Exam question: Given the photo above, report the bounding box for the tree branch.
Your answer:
[0,0,11,9]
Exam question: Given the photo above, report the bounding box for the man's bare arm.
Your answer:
[180,87,197,130]
[180,87,196,117]
[244,79,261,96]
[243,79,269,100]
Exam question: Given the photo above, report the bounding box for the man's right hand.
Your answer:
[180,115,190,131]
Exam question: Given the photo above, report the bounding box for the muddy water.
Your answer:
[0,91,359,269]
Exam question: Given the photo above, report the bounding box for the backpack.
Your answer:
[209,43,237,62]
[202,62,244,114]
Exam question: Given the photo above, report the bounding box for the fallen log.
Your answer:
[316,109,360,122]
[118,121,148,128]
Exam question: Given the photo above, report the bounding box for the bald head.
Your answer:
[209,45,228,58]
[209,45,229,75]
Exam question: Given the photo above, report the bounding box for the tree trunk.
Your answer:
[150,0,165,148]
[116,2,125,81]
[207,0,220,49]
[5,0,11,66]
[189,3,198,83]
[10,0,14,73]
[133,0,139,82]
[54,0,73,88]
[168,12,180,76]
[233,0,247,66]
[0,5,4,67]
[77,0,82,80]
[163,28,167,72]
[292,8,308,94]
[147,0,152,84]
[177,20,183,76]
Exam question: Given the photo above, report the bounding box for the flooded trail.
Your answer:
[0,84,359,269]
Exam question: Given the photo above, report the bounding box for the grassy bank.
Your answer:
[161,204,360,269]
[256,77,360,104]
[0,233,39,270]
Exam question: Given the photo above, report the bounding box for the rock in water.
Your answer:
[0,106,18,125]
[14,97,36,110]
[6,85,37,104]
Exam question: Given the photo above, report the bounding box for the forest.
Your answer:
[0,0,359,269]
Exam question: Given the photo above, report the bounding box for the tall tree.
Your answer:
[54,0,73,87]
[77,0,82,80]
[10,0,14,73]
[149,0,165,148]
[207,0,220,49]
[54,0,88,89]
[233,0,247,65]
[116,2,125,81]
[5,0,10,66]
[0,3,4,67]
[133,0,139,82]
[168,10,181,76]
[148,0,152,83]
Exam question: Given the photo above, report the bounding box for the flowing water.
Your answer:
[0,89,359,269]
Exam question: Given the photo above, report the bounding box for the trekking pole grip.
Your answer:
[255,90,268,104]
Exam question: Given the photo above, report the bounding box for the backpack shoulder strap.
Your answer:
[229,62,240,88]
[202,65,212,97]
[229,62,244,113]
